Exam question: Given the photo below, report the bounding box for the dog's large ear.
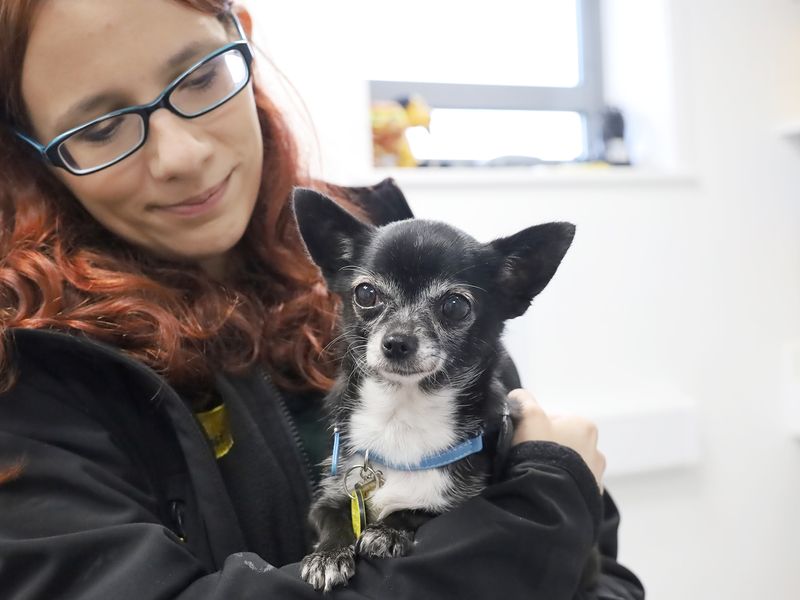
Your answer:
[489,222,576,319]
[291,187,375,282]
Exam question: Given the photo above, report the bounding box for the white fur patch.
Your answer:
[349,377,458,463]
[347,377,460,517]
[370,468,455,519]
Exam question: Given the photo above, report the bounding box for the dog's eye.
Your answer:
[354,283,378,308]
[441,294,471,321]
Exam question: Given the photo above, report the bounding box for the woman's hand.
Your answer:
[508,388,606,492]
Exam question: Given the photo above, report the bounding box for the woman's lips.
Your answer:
[157,173,231,217]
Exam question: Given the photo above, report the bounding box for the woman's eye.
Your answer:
[77,119,122,144]
[441,294,471,321]
[183,66,218,91]
[353,283,378,308]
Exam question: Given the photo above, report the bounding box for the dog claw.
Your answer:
[356,525,414,559]
[301,546,356,591]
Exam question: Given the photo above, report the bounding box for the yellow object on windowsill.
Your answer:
[371,94,431,168]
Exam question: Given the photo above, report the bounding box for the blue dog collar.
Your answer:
[330,429,483,474]
[367,435,484,471]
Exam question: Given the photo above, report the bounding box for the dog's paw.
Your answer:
[355,524,414,559]
[301,546,356,592]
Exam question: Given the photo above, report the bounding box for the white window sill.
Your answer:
[364,165,697,189]
[779,121,800,143]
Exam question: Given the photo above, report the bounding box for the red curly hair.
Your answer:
[0,1,353,420]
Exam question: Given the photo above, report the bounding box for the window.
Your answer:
[367,0,605,167]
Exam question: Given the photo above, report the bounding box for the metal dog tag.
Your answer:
[358,468,384,496]
[343,461,384,499]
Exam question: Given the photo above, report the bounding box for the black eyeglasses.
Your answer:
[14,13,254,176]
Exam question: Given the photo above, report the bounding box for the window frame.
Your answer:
[368,0,605,164]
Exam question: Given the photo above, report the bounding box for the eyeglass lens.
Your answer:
[58,48,249,173]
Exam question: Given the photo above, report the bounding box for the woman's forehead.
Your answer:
[21,0,228,137]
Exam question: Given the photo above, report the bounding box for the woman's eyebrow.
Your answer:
[165,40,216,72]
[52,40,223,135]
[55,90,127,134]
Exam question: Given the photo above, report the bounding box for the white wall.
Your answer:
[244,1,800,598]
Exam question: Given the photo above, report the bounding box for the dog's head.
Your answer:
[292,188,575,387]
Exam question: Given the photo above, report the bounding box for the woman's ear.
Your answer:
[233,5,254,39]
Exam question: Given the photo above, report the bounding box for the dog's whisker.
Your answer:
[342,354,365,386]
[338,265,378,280]
[458,282,488,294]
[319,326,360,356]
[440,259,496,280]
[346,344,369,358]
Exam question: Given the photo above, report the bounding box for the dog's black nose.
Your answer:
[382,333,418,360]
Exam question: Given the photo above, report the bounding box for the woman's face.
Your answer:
[20,0,263,275]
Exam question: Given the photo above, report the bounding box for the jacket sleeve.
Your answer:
[584,492,646,600]
[493,342,644,599]
[0,372,641,600]
[494,408,645,600]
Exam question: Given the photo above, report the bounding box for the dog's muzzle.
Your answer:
[381,333,418,361]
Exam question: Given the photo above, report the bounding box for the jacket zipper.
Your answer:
[260,370,315,491]
[169,499,187,542]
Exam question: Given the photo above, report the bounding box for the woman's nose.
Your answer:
[145,109,214,180]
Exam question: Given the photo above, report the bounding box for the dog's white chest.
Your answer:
[346,377,460,518]
[349,377,459,464]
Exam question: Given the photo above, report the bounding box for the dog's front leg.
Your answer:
[356,509,434,559]
[301,493,358,591]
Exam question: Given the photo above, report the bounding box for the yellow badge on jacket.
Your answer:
[195,403,234,459]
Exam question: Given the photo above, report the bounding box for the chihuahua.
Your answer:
[291,188,576,591]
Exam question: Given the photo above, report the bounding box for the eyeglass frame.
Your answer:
[13,11,254,176]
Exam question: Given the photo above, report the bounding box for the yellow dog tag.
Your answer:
[350,483,367,538]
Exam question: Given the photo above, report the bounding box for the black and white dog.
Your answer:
[292,188,575,591]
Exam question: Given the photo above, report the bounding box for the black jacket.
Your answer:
[0,180,644,599]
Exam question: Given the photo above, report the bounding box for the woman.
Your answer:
[0,0,644,598]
